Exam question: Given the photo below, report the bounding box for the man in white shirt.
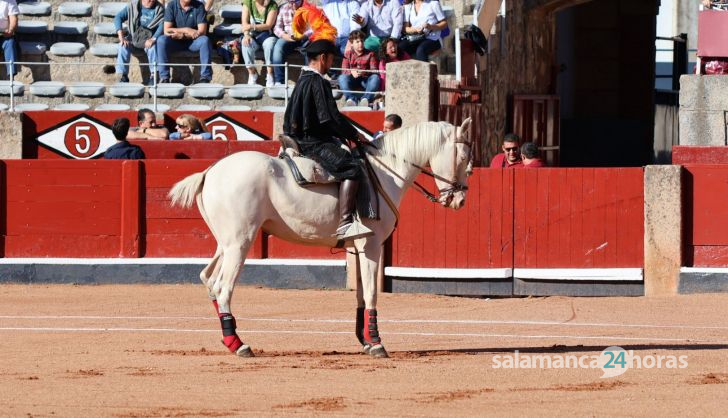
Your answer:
[354,0,403,52]
[0,0,19,77]
[322,0,361,55]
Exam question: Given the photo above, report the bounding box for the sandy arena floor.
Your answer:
[1,284,727,417]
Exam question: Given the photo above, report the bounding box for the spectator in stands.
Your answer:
[170,114,212,140]
[355,0,403,53]
[114,0,165,84]
[378,37,410,90]
[520,142,546,168]
[241,0,279,86]
[373,113,403,140]
[127,108,170,140]
[399,0,447,62]
[271,0,307,86]
[0,0,19,79]
[339,30,380,107]
[702,0,728,9]
[489,133,523,168]
[157,0,213,84]
[105,118,146,159]
[322,0,362,56]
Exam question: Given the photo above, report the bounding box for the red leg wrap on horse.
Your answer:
[219,314,244,352]
[363,309,381,344]
[212,300,220,316]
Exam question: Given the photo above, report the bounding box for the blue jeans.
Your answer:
[1,36,17,76]
[157,35,212,80]
[116,39,157,77]
[337,73,380,102]
[271,38,305,84]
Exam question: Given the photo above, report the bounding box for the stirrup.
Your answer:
[334,221,374,241]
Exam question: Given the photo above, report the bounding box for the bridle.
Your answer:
[366,137,472,206]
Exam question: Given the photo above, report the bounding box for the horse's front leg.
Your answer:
[357,240,388,358]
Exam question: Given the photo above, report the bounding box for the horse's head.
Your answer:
[430,118,473,209]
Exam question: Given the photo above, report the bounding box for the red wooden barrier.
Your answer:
[2,160,124,257]
[389,169,514,268]
[683,164,728,266]
[0,161,645,269]
[672,146,728,165]
[513,168,644,268]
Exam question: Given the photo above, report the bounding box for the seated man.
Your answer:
[489,133,523,168]
[157,0,212,84]
[0,0,19,79]
[354,0,403,52]
[105,118,146,160]
[284,38,373,241]
[322,0,362,56]
[338,30,380,107]
[271,0,307,86]
[127,108,170,140]
[114,0,165,84]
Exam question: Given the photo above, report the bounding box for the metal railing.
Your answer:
[1,60,387,112]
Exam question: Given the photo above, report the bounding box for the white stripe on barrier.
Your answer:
[384,267,513,279]
[681,267,728,273]
[514,268,643,281]
[0,258,346,266]
[0,326,721,344]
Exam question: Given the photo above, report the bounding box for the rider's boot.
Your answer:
[334,178,374,241]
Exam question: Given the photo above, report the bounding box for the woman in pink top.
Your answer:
[378,37,411,90]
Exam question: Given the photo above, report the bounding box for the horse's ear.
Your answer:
[457,118,473,143]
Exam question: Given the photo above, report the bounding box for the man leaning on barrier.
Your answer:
[157,0,213,84]
[114,0,165,84]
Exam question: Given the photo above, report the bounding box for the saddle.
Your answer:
[278,134,378,220]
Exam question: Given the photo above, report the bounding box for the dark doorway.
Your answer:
[555,0,658,167]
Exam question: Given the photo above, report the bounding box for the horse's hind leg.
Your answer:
[211,233,258,358]
[201,246,223,314]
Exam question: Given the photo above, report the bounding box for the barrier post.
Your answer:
[120,160,142,257]
[644,165,683,296]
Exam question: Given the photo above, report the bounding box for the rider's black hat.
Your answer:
[305,39,340,58]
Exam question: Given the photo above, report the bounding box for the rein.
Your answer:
[364,143,469,205]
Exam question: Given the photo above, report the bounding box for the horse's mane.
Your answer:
[373,121,452,167]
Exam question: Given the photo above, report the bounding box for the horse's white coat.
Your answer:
[169,119,472,353]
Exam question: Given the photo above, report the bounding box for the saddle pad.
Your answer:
[279,148,379,220]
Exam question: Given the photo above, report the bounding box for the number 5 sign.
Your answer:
[205,114,267,141]
[37,115,117,159]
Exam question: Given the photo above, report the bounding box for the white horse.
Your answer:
[169,118,473,358]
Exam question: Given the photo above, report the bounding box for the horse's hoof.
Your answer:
[235,344,254,357]
[368,344,388,358]
[361,343,372,354]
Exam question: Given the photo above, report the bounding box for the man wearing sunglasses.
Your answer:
[489,133,523,168]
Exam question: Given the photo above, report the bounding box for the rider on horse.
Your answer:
[282,38,374,242]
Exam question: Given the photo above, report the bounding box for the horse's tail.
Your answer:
[169,169,209,209]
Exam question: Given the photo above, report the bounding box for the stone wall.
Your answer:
[679,75,728,146]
